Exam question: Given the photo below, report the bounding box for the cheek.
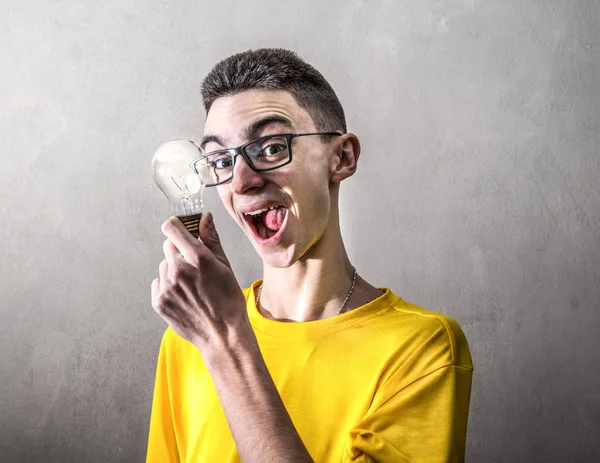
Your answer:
[216,187,238,222]
[289,169,331,221]
[295,154,331,187]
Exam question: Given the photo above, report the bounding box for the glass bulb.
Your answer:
[151,139,209,237]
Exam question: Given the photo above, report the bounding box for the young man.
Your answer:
[147,48,473,462]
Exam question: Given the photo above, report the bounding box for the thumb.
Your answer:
[199,212,232,269]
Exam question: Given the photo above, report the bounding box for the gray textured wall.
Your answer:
[1,0,599,461]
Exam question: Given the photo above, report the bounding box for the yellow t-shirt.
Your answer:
[147,282,473,462]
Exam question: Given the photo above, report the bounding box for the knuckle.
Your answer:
[161,217,177,235]
[154,292,175,313]
[152,297,165,314]
[208,226,219,241]
[180,261,197,276]
[189,255,202,268]
[170,265,183,279]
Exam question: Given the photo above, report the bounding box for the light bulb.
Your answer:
[151,139,209,237]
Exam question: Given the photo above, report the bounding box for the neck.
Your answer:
[258,216,381,322]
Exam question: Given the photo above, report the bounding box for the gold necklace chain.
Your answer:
[256,267,357,316]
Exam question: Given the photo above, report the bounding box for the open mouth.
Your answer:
[242,205,288,241]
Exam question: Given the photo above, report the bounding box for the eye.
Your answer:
[260,143,286,158]
[211,155,233,169]
[245,136,288,162]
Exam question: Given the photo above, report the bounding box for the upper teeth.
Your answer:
[244,205,282,216]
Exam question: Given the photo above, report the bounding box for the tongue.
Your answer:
[263,207,285,231]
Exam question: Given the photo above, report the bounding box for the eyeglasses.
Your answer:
[190,132,341,187]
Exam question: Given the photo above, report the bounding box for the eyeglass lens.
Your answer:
[199,135,291,185]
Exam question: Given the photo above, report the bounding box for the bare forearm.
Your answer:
[202,328,313,463]
[154,216,312,460]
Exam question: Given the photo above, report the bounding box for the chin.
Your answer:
[253,244,298,269]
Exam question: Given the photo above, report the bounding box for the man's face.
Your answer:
[202,90,338,268]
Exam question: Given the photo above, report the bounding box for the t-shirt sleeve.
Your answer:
[146,330,180,463]
[345,317,474,462]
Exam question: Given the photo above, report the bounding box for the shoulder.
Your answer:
[382,293,473,370]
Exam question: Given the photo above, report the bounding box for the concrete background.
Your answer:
[1,0,599,461]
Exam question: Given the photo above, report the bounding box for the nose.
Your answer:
[230,153,265,195]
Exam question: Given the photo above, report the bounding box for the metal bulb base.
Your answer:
[178,212,202,238]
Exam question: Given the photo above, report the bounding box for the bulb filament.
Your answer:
[171,176,190,201]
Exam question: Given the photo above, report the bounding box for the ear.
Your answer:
[330,133,361,183]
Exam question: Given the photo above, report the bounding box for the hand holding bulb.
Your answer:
[150,139,249,353]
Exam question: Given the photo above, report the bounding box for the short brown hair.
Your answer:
[201,48,347,133]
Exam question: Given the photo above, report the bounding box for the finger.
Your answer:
[163,239,183,273]
[198,212,232,269]
[159,259,169,282]
[151,278,160,306]
[162,216,206,263]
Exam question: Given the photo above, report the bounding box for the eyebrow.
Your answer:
[199,134,225,151]
[200,115,294,151]
[243,115,294,141]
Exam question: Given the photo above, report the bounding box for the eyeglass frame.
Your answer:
[189,132,342,187]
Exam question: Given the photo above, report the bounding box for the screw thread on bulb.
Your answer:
[178,213,202,238]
